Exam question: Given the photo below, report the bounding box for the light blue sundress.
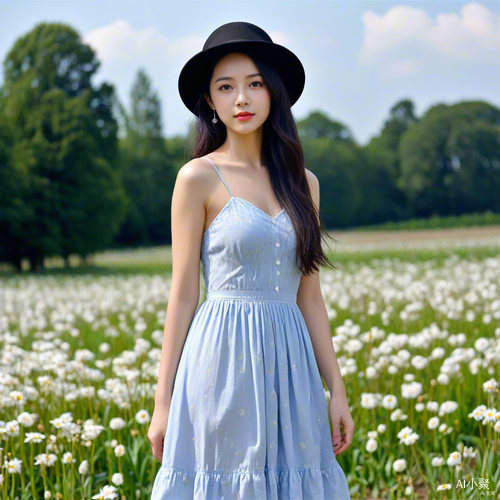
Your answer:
[150,157,351,499]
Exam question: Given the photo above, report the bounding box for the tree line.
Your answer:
[0,22,499,272]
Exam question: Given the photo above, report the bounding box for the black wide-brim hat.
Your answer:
[178,21,306,116]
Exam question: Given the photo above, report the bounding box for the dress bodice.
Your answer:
[200,157,302,295]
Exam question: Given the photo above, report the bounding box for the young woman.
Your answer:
[148,21,353,499]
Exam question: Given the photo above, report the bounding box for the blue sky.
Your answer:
[1,1,498,145]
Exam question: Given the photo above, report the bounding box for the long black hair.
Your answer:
[186,49,338,276]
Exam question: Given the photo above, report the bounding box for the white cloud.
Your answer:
[358,2,499,75]
[82,19,203,63]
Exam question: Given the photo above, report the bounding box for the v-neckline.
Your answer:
[234,196,285,220]
[202,196,287,239]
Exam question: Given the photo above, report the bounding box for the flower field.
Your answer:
[1,228,499,499]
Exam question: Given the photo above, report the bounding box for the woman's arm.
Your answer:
[148,159,209,462]
[296,170,354,456]
[296,170,344,394]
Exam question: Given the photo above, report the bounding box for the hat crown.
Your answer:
[203,22,272,51]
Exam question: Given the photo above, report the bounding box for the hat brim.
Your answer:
[178,40,305,116]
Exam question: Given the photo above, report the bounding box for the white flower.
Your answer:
[411,355,428,370]
[109,418,126,430]
[404,486,413,496]
[427,401,439,412]
[35,454,57,467]
[62,452,75,464]
[5,421,20,436]
[377,424,386,433]
[415,403,424,412]
[437,484,452,491]
[397,426,419,445]
[437,373,450,385]
[469,405,487,421]
[463,446,477,459]
[75,348,95,362]
[9,391,24,403]
[428,417,440,429]
[401,381,423,399]
[78,460,89,475]
[4,458,22,474]
[114,444,126,457]
[92,485,119,499]
[430,347,445,359]
[50,412,73,429]
[483,378,499,393]
[483,407,497,423]
[382,395,398,410]
[367,431,378,439]
[439,401,458,415]
[447,451,461,466]
[390,409,408,421]
[17,412,37,427]
[361,393,380,409]
[431,456,445,467]
[474,337,489,352]
[366,438,378,453]
[99,343,111,354]
[24,432,46,444]
[81,420,106,440]
[393,458,407,472]
[345,339,363,355]
[111,472,123,485]
[44,491,51,499]
[135,410,150,424]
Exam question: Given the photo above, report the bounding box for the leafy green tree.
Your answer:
[368,99,418,176]
[298,110,355,142]
[114,68,176,246]
[301,136,364,229]
[0,103,27,271]
[0,22,128,271]
[398,101,500,217]
[298,111,405,228]
[362,99,419,223]
[445,120,500,213]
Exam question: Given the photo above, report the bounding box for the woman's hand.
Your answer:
[329,384,354,456]
[147,403,171,463]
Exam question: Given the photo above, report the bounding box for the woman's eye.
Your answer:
[219,82,262,91]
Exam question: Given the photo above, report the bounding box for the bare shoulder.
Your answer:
[305,168,320,207]
[305,168,319,190]
[175,157,216,206]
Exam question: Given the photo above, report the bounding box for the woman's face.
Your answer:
[205,52,271,134]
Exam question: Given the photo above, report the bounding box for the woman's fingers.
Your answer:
[333,420,354,456]
[332,422,342,449]
[148,434,164,463]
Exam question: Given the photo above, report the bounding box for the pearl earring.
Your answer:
[212,109,218,124]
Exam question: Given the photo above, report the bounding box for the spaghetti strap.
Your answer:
[202,157,234,198]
